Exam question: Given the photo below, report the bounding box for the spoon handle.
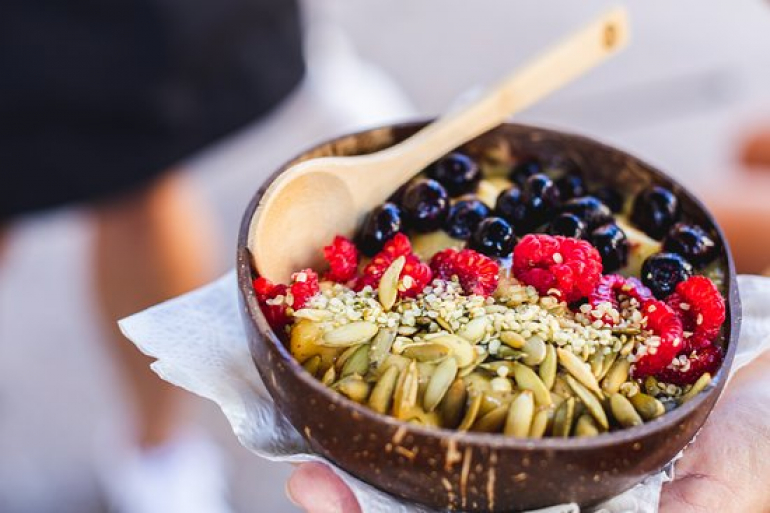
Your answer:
[375,7,629,181]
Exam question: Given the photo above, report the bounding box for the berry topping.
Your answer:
[588,274,652,324]
[509,158,542,186]
[641,252,693,299]
[444,199,490,240]
[522,173,561,229]
[559,196,614,230]
[666,276,726,351]
[591,186,624,213]
[253,277,290,329]
[253,269,319,330]
[400,179,450,232]
[357,234,432,298]
[555,174,587,202]
[590,223,629,273]
[356,202,403,257]
[512,234,603,303]
[323,235,360,283]
[549,213,587,239]
[430,248,500,297]
[495,186,529,232]
[655,345,724,385]
[468,217,516,257]
[662,223,718,268]
[632,300,684,378]
[427,152,482,196]
[630,185,680,240]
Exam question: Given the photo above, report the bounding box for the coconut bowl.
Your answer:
[237,122,740,512]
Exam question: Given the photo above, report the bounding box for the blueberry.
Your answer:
[663,223,718,268]
[494,186,529,232]
[590,223,629,273]
[356,202,403,256]
[426,152,481,197]
[444,199,491,240]
[631,186,680,240]
[641,252,694,299]
[560,196,614,230]
[592,186,624,213]
[400,179,450,232]
[509,159,542,187]
[468,217,516,257]
[522,173,561,229]
[555,174,587,201]
[549,213,587,239]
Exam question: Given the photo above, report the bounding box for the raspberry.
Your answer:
[512,234,603,303]
[288,268,320,310]
[632,300,684,378]
[357,234,432,297]
[253,277,290,329]
[666,276,726,352]
[588,274,652,325]
[430,248,500,297]
[323,236,359,283]
[656,345,724,386]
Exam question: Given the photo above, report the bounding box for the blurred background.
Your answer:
[2,1,770,512]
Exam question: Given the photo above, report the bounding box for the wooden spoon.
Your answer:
[250,7,629,283]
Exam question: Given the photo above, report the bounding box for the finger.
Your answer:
[286,462,362,513]
[659,472,734,513]
[740,129,770,167]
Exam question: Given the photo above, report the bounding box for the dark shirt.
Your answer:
[1,0,305,218]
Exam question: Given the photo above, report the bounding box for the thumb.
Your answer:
[286,462,362,513]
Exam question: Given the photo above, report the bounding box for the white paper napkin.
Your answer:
[119,273,770,513]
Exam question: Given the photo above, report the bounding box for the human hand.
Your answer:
[286,353,770,513]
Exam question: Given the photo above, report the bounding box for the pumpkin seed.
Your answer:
[472,405,508,433]
[552,374,574,398]
[612,327,642,336]
[500,331,526,349]
[424,358,458,412]
[598,351,618,380]
[552,397,576,437]
[322,321,379,347]
[436,316,454,332]
[405,407,442,427]
[369,328,397,370]
[479,390,513,417]
[336,375,371,403]
[522,336,547,366]
[590,351,605,378]
[392,361,420,419]
[558,348,603,395]
[378,354,411,377]
[601,359,630,395]
[458,390,483,431]
[464,372,492,393]
[490,377,513,393]
[529,407,550,439]
[620,340,635,356]
[479,361,516,375]
[378,256,405,311]
[341,344,370,377]
[512,362,552,407]
[574,414,600,437]
[565,375,609,430]
[401,343,451,363]
[644,375,660,396]
[610,393,643,428]
[292,308,333,322]
[496,345,524,360]
[431,334,476,367]
[302,355,321,377]
[539,344,557,390]
[368,365,399,414]
[504,391,534,437]
[679,373,712,404]
[629,392,665,421]
[440,378,467,428]
[335,344,363,372]
[457,316,489,344]
[321,366,336,386]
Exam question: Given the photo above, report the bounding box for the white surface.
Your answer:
[118,272,770,513]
